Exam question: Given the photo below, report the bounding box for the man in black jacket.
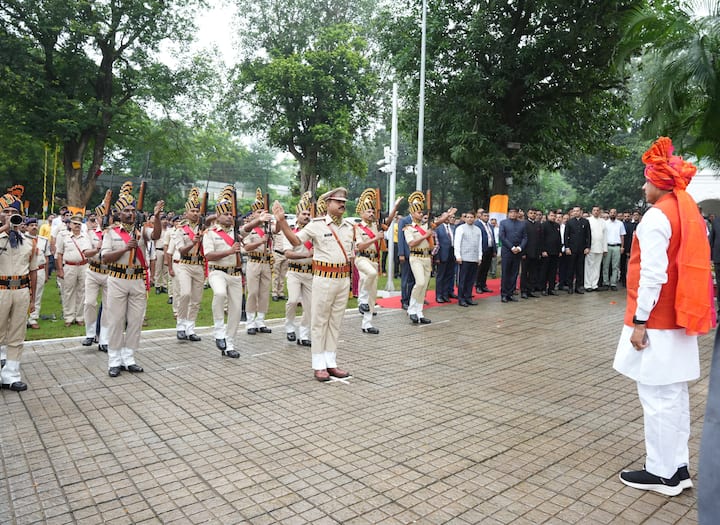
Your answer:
[520,208,543,298]
[709,214,720,310]
[540,210,563,295]
[563,206,591,293]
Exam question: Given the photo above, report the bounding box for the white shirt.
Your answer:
[605,218,626,245]
[587,215,607,253]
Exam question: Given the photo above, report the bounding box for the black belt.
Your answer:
[608,244,621,247]
[0,275,30,289]
[210,265,243,276]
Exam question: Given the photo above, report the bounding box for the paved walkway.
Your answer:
[0,289,713,524]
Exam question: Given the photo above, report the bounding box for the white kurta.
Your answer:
[613,207,700,386]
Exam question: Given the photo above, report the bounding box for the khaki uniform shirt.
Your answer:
[0,232,37,275]
[203,226,240,267]
[56,230,92,263]
[296,216,354,264]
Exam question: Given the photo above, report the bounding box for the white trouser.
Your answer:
[637,381,690,479]
[584,252,603,289]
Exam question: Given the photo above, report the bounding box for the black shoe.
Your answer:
[677,466,693,490]
[481,287,492,293]
[409,314,419,324]
[527,292,538,298]
[501,297,509,303]
[215,338,227,351]
[521,293,528,299]
[187,334,202,342]
[247,327,257,335]
[222,349,240,358]
[362,327,380,334]
[467,300,478,305]
[176,330,188,340]
[508,295,518,302]
[1,381,27,392]
[419,317,431,324]
[287,332,297,342]
[272,296,279,302]
[541,290,548,296]
[0,359,5,368]
[448,293,458,299]
[98,344,108,353]
[297,339,311,347]
[458,301,469,307]
[547,290,557,296]
[278,295,286,300]
[619,469,681,496]
[359,303,370,313]
[155,287,161,295]
[436,298,448,303]
[586,287,594,292]
[121,364,144,373]
[475,286,483,293]
[401,303,409,310]
[610,285,618,291]
[81,337,94,346]
[108,367,121,377]
[575,288,585,294]
[167,297,173,304]
[257,326,272,334]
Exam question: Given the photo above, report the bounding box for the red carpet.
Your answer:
[376,278,502,309]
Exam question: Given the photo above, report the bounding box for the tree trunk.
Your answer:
[299,150,319,195]
[491,167,509,196]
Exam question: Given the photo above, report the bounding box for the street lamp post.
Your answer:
[416,0,427,192]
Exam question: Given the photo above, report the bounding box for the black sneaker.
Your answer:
[677,465,693,490]
[619,469,682,496]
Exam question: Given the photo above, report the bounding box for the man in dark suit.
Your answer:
[621,209,640,287]
[397,213,415,310]
[499,207,527,302]
[475,210,496,293]
[434,213,455,302]
[520,208,543,298]
[709,214,720,310]
[540,210,562,295]
[563,206,591,293]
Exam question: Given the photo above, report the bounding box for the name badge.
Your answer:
[324,233,333,237]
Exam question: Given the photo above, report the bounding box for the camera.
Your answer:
[10,214,23,226]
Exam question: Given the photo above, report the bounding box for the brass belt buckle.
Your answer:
[9,278,21,287]
[127,268,135,276]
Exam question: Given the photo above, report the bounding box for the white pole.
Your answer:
[386,83,399,291]
[416,0,426,192]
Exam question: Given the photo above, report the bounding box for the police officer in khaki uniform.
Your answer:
[284,192,314,345]
[82,202,111,352]
[25,217,50,330]
[101,184,163,377]
[0,187,38,392]
[271,228,289,301]
[203,186,244,358]
[354,189,402,335]
[172,188,205,341]
[404,192,455,324]
[242,188,274,335]
[273,188,354,382]
[56,213,92,326]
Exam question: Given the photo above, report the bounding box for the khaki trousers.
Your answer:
[409,256,431,316]
[84,269,109,343]
[27,268,46,323]
[174,263,205,328]
[285,271,312,338]
[311,275,349,360]
[0,288,30,362]
[355,255,378,312]
[208,269,244,345]
[246,261,271,314]
[62,264,87,323]
[154,249,169,289]
[106,276,147,368]
[272,254,288,297]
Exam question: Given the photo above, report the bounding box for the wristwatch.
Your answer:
[632,315,647,325]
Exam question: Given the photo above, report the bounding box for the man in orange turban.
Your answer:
[614,137,716,496]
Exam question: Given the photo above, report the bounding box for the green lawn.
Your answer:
[27,273,410,341]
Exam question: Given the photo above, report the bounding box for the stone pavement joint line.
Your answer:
[0,291,712,524]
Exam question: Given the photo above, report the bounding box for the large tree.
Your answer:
[0,0,202,208]
[227,0,379,194]
[378,0,642,201]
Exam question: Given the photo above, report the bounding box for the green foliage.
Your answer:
[227,0,379,194]
[377,0,641,200]
[619,0,720,164]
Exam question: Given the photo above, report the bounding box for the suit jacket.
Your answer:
[541,221,562,255]
[434,222,454,262]
[524,219,543,258]
[623,220,638,253]
[499,218,527,254]
[475,219,497,254]
[564,217,591,252]
[397,215,413,259]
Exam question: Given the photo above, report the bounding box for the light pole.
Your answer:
[416,0,427,192]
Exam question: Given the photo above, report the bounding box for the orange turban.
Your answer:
[642,137,715,335]
[642,136,697,190]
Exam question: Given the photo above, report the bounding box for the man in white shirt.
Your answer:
[603,208,626,291]
[584,205,607,291]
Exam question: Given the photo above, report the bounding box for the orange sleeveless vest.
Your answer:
[624,193,681,329]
